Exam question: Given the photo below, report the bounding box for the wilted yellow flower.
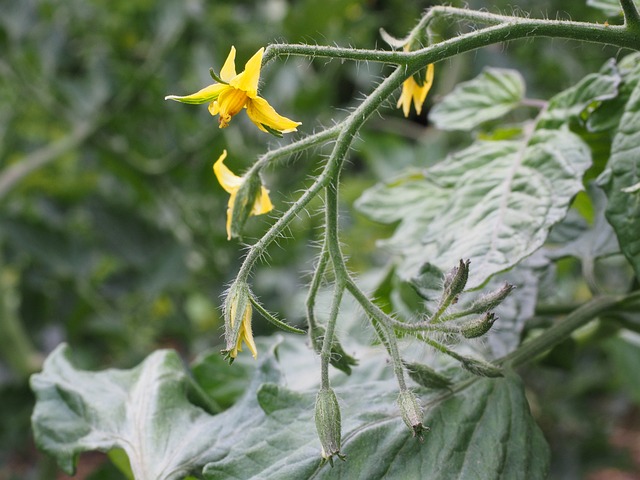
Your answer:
[228,289,257,359]
[397,62,434,117]
[165,46,301,135]
[213,150,273,240]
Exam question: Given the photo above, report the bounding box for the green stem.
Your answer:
[306,237,330,334]
[248,126,340,176]
[500,296,621,368]
[620,0,640,32]
[264,8,640,70]
[320,281,344,389]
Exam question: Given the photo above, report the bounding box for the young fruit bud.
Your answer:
[404,361,453,390]
[461,312,498,339]
[397,390,428,441]
[315,388,345,466]
[460,356,503,378]
[468,283,515,314]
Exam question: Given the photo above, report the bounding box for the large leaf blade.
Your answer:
[33,337,549,480]
[30,344,227,480]
[603,72,640,279]
[357,129,591,288]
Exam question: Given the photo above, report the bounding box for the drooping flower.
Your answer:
[213,150,273,240]
[224,282,257,360]
[165,46,301,135]
[397,62,435,117]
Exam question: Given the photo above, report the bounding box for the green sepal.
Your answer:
[249,295,306,334]
[209,67,229,85]
[261,123,284,138]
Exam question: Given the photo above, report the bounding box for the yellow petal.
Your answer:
[225,192,236,240]
[220,46,237,82]
[252,186,274,215]
[229,48,264,98]
[397,79,414,118]
[165,83,227,104]
[240,304,258,359]
[213,150,243,194]
[246,96,301,134]
[412,64,434,115]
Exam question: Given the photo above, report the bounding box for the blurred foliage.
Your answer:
[1,0,639,478]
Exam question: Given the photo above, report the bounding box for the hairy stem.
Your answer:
[620,0,640,32]
[320,281,344,389]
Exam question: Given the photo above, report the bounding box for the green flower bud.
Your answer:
[315,387,345,466]
[404,361,453,390]
[443,259,470,303]
[460,356,503,378]
[468,283,515,314]
[461,312,498,339]
[397,390,428,441]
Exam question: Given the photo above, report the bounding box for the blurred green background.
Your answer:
[1,0,637,478]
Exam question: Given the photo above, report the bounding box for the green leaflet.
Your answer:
[602,68,640,279]
[31,337,549,479]
[356,129,591,289]
[430,68,525,131]
[356,57,626,290]
[537,58,621,130]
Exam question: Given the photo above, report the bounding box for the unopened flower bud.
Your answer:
[397,390,428,441]
[461,312,498,339]
[442,259,470,303]
[404,361,452,390]
[315,388,345,466]
[460,356,503,378]
[468,283,515,314]
[221,282,257,363]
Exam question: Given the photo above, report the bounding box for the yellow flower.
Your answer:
[397,62,435,117]
[213,150,273,240]
[228,290,257,359]
[165,46,301,135]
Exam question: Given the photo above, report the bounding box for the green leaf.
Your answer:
[356,129,591,289]
[587,0,640,16]
[602,72,640,279]
[33,336,549,480]
[30,344,228,479]
[430,68,525,131]
[201,337,548,479]
[537,59,620,130]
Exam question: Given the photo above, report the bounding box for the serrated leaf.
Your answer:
[602,74,640,279]
[357,129,591,289]
[430,68,525,131]
[537,59,620,130]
